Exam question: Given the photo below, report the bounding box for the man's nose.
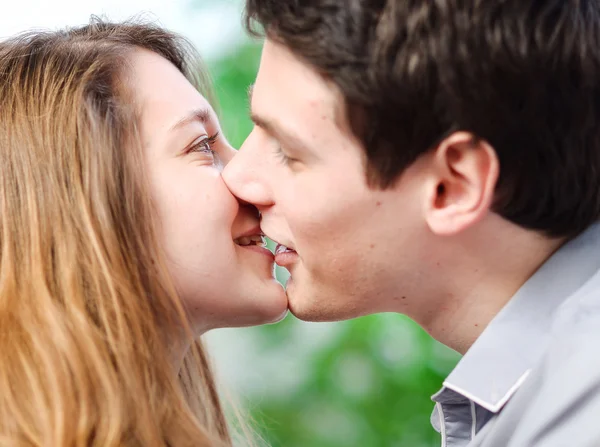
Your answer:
[221,131,274,208]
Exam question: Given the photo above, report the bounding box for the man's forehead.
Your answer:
[257,40,338,99]
[251,40,351,136]
[251,77,339,118]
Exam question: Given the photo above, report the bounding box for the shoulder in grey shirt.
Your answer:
[431,222,600,447]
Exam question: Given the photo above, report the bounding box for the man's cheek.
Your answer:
[297,216,337,242]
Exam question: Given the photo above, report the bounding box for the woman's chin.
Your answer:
[211,284,289,329]
[266,306,289,324]
[248,284,289,326]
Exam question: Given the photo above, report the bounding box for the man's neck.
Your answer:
[412,218,565,354]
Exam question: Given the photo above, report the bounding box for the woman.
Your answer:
[0,18,287,446]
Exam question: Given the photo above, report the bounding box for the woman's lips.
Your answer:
[239,243,274,260]
[234,236,274,260]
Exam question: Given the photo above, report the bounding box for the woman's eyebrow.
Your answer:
[169,108,210,132]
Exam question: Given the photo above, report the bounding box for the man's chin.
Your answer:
[285,278,364,322]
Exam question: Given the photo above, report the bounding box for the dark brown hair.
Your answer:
[245,0,600,239]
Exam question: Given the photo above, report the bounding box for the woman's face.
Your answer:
[130,49,287,332]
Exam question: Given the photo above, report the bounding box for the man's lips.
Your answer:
[275,244,296,255]
[274,243,298,267]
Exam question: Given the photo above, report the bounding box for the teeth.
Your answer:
[235,235,266,247]
[250,235,265,246]
[236,236,251,246]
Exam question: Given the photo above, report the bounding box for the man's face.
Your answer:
[223,39,430,322]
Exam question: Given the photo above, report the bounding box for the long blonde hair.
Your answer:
[0,19,230,446]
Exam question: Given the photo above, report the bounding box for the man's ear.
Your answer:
[424,132,499,236]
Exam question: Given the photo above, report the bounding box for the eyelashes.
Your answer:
[188,131,220,156]
[273,146,296,166]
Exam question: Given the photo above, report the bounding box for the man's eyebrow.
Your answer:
[169,108,210,131]
[250,111,309,152]
[247,85,274,133]
[250,112,276,135]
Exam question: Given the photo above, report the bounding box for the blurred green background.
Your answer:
[207,36,461,447]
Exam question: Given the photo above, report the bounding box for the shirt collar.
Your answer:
[433,222,600,413]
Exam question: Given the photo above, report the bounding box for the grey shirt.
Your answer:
[430,222,600,447]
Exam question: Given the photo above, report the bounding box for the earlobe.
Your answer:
[425,132,499,236]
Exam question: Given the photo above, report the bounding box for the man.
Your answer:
[222,1,600,446]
